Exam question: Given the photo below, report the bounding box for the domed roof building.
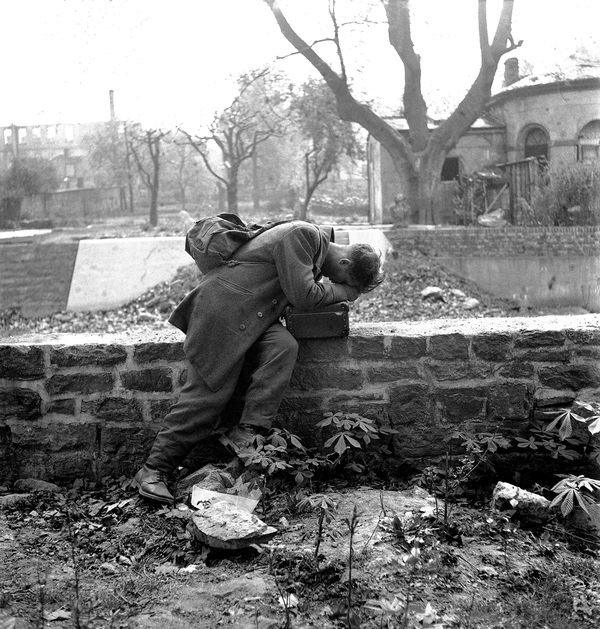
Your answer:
[368,56,600,224]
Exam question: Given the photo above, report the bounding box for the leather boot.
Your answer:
[133,464,174,504]
[219,424,265,456]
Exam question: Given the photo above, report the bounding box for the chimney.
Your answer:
[109,90,115,121]
[503,58,520,87]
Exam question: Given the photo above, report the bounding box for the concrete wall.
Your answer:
[389,226,600,311]
[1,315,599,484]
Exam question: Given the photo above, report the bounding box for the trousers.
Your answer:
[146,321,299,473]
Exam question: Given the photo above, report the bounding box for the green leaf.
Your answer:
[587,417,600,435]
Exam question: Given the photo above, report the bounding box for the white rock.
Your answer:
[492,481,552,525]
[191,501,277,549]
[463,298,480,310]
[450,289,467,298]
[421,286,445,301]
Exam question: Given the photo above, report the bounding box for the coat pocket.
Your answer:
[217,276,254,296]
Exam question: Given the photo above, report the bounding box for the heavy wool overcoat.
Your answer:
[169,221,350,391]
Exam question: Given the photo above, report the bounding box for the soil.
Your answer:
[2,473,600,629]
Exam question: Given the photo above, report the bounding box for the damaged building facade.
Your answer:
[367,57,600,224]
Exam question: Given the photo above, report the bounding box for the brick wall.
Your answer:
[388,226,600,257]
[2,315,600,484]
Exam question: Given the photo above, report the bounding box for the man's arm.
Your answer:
[272,225,352,309]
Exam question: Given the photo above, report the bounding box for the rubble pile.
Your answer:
[1,249,525,338]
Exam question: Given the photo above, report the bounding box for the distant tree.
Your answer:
[291,78,361,219]
[162,133,217,214]
[0,158,60,226]
[180,67,288,214]
[264,0,522,223]
[84,119,134,212]
[129,126,169,226]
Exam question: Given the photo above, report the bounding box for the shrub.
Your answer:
[528,160,600,226]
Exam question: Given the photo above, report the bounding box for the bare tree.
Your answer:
[264,0,522,223]
[291,78,361,219]
[129,126,169,226]
[179,68,288,215]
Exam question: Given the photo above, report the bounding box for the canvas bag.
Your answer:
[185,212,289,274]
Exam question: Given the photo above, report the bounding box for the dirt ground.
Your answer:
[2,471,600,629]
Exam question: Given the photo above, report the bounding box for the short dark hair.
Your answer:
[348,243,385,293]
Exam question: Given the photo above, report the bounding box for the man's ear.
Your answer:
[339,258,351,267]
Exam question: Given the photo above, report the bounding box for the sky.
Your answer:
[1,0,598,131]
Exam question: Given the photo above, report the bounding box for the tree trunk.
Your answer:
[252,150,260,211]
[227,179,238,214]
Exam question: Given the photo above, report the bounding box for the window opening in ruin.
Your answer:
[524,127,548,161]
[65,125,74,143]
[441,156,460,181]
[3,129,11,145]
[577,120,600,162]
[18,128,27,144]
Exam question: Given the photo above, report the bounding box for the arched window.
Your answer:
[578,120,600,162]
[524,127,549,161]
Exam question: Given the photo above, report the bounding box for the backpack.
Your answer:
[185,212,289,274]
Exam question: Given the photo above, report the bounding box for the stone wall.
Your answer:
[389,226,600,258]
[2,315,600,485]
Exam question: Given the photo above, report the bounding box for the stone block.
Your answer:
[47,399,77,415]
[349,336,386,360]
[0,346,44,380]
[533,388,576,408]
[46,373,114,395]
[82,397,144,423]
[149,398,176,422]
[389,336,427,359]
[428,334,469,360]
[278,395,322,413]
[367,363,421,383]
[297,338,349,363]
[471,333,512,361]
[12,423,97,452]
[425,360,493,382]
[289,365,364,391]
[515,349,571,363]
[487,383,532,421]
[514,331,565,348]
[566,329,600,346]
[498,362,535,378]
[50,345,127,367]
[0,389,42,421]
[133,342,185,364]
[101,425,158,462]
[538,365,600,391]
[434,386,488,423]
[389,384,431,426]
[121,368,172,392]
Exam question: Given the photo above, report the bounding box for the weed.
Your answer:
[296,493,338,559]
[317,411,398,476]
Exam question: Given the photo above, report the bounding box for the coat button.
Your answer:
[239,324,246,330]
[257,312,263,318]
[272,299,278,305]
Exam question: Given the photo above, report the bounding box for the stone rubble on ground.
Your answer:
[190,501,277,550]
[492,481,552,525]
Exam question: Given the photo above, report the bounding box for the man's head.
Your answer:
[322,242,385,293]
